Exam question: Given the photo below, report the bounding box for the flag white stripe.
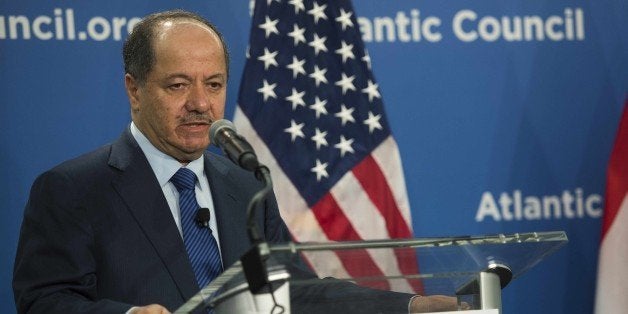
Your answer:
[371,137,413,229]
[331,171,390,239]
[364,246,413,293]
[234,108,350,279]
[595,192,628,313]
[330,170,415,292]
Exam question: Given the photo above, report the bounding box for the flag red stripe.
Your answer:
[352,155,423,293]
[352,155,413,238]
[312,192,361,241]
[603,100,628,237]
[311,193,390,290]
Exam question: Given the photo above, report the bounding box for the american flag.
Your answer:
[234,0,420,293]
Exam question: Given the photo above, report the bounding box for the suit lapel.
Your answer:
[109,129,199,301]
[204,156,251,269]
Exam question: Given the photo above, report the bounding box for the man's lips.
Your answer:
[179,122,210,132]
[181,121,210,126]
[183,123,207,125]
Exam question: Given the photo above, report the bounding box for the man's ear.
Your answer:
[125,74,141,113]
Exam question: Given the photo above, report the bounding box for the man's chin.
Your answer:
[171,145,208,163]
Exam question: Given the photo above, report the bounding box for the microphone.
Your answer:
[209,119,259,172]
[195,207,211,229]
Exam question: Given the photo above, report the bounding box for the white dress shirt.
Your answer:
[129,122,222,258]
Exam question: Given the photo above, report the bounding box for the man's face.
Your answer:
[126,20,227,163]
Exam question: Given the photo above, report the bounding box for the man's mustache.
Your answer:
[180,113,214,125]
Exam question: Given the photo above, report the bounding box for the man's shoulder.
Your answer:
[27,142,117,200]
[50,143,114,175]
[46,129,135,179]
[31,141,122,193]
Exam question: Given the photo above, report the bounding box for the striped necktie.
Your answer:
[170,167,223,289]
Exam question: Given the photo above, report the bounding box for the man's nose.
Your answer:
[185,83,210,112]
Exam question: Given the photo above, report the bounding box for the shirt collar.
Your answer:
[130,122,205,187]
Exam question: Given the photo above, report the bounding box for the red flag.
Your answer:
[594,98,628,313]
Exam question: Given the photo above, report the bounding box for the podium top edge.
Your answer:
[269,230,568,252]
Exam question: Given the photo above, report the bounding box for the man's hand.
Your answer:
[129,304,171,314]
[410,295,470,313]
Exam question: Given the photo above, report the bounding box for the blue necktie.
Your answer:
[171,168,223,289]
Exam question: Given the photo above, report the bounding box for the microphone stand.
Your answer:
[241,164,274,293]
[246,165,272,244]
[240,165,287,314]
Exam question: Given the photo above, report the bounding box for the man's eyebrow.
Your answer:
[163,73,192,81]
[162,73,226,81]
[205,73,227,81]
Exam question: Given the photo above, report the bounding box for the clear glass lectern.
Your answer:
[176,231,567,314]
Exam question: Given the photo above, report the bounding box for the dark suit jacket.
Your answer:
[13,128,413,314]
[13,128,292,313]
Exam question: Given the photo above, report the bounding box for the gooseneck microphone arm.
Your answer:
[246,165,272,244]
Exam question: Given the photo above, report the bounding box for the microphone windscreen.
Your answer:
[210,119,236,144]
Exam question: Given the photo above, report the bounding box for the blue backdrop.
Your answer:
[1,1,626,313]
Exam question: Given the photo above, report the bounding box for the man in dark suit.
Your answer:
[13,9,270,313]
[13,10,460,314]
